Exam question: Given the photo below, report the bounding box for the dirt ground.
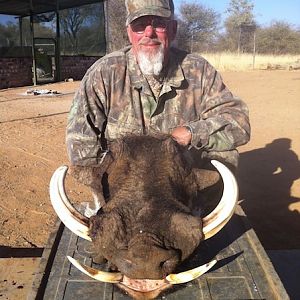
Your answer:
[0,70,300,298]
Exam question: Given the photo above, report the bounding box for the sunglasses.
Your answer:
[130,18,172,34]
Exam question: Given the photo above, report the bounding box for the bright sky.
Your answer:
[0,0,300,27]
[174,0,300,27]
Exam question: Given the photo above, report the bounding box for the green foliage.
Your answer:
[0,19,53,47]
[0,3,106,56]
[221,0,256,53]
[1,0,300,56]
[0,22,19,47]
[60,3,106,55]
[256,21,300,54]
[176,1,220,52]
[225,0,255,25]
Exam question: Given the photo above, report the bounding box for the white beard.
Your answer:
[137,46,164,76]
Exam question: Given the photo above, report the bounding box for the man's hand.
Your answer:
[171,126,192,146]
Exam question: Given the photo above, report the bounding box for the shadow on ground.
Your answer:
[238,138,300,299]
[267,249,300,299]
[238,138,300,250]
[0,246,43,258]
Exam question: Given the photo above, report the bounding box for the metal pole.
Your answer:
[237,25,241,55]
[56,0,61,81]
[18,17,23,47]
[252,30,256,70]
[30,0,37,86]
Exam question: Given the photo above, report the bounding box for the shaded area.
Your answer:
[0,246,43,258]
[238,138,300,249]
[267,249,300,299]
[177,212,251,273]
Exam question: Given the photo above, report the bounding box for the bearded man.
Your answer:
[66,0,250,173]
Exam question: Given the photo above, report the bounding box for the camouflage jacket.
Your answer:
[66,46,250,166]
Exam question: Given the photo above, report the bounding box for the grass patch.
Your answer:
[201,52,300,71]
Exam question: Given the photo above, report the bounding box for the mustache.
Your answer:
[138,37,161,46]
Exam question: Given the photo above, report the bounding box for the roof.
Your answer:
[0,0,104,17]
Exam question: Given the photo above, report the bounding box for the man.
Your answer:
[66,0,250,171]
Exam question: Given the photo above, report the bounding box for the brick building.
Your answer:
[0,0,127,89]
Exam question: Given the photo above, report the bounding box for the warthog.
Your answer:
[50,135,237,299]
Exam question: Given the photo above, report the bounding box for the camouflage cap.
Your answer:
[125,0,174,25]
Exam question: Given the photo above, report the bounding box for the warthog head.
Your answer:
[50,135,238,298]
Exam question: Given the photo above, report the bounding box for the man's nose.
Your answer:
[144,24,156,37]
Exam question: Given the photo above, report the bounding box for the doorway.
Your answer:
[34,38,56,83]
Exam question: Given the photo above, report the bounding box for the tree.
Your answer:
[59,3,106,55]
[60,7,92,54]
[222,0,256,53]
[106,0,128,52]
[0,22,19,47]
[256,21,300,54]
[0,18,54,48]
[176,1,220,52]
[77,22,106,56]
[226,0,255,24]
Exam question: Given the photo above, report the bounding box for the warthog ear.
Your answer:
[68,150,115,185]
[69,137,126,185]
[192,169,220,191]
[89,210,128,261]
[69,165,106,186]
[68,153,115,207]
[161,136,180,154]
[169,213,203,260]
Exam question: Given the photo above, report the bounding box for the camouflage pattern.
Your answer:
[66,46,250,168]
[125,0,174,25]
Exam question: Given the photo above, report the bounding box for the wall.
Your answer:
[0,57,33,89]
[60,56,100,81]
[0,56,101,90]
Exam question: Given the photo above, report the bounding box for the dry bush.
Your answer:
[201,52,300,71]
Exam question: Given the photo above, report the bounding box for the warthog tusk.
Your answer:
[67,256,122,283]
[166,259,217,284]
[68,255,216,287]
[202,160,238,240]
[50,166,91,241]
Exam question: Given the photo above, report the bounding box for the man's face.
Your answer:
[127,15,177,75]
